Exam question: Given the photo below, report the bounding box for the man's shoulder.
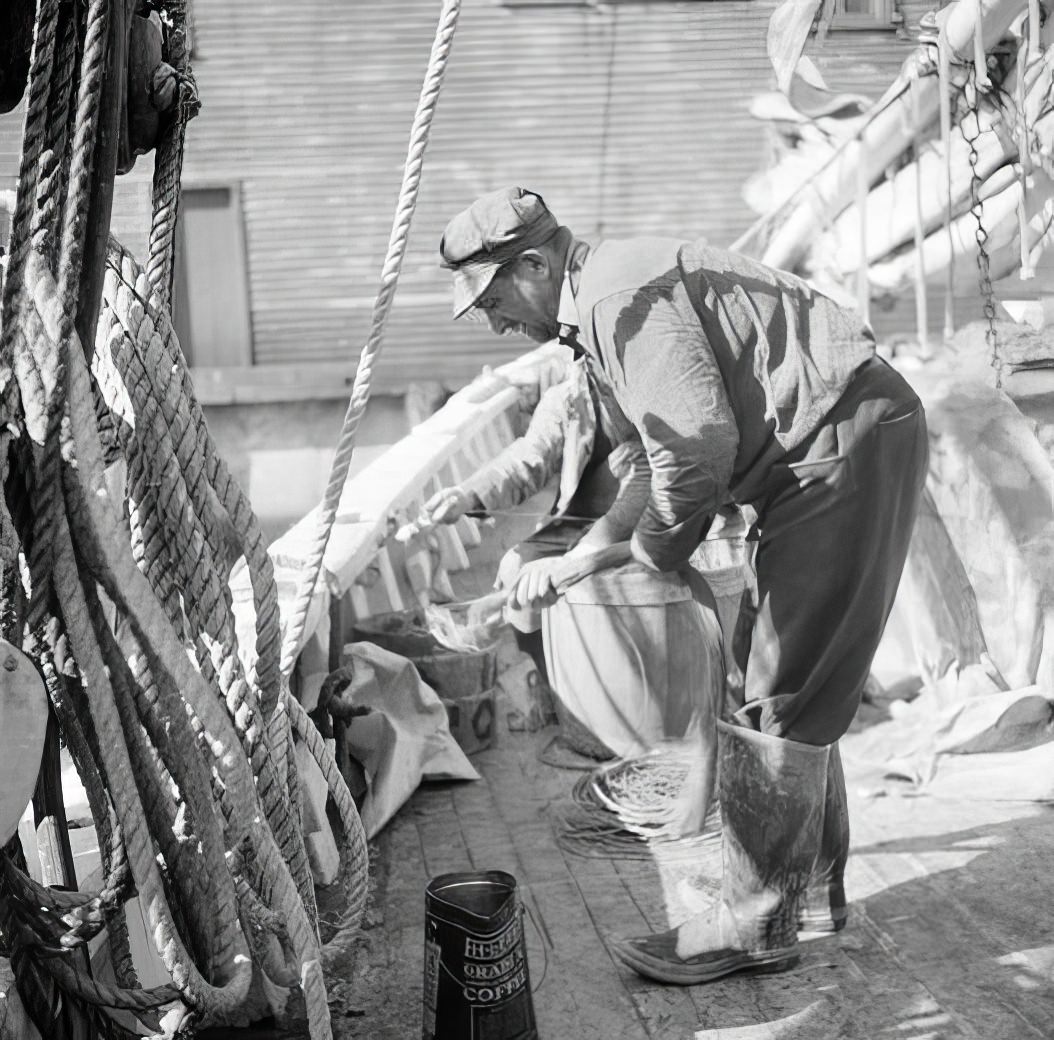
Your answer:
[577,237,690,313]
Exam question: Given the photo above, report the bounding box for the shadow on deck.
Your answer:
[332,711,1054,1040]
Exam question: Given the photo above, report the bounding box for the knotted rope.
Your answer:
[280,0,462,675]
[0,1,390,1036]
[147,0,198,308]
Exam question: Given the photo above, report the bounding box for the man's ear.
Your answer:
[515,249,550,279]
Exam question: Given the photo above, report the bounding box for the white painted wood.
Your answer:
[349,582,371,622]
[433,524,471,574]
[494,410,517,449]
[0,641,47,847]
[17,805,41,884]
[478,422,505,461]
[375,547,406,613]
[447,455,483,547]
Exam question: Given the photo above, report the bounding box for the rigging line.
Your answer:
[731,74,916,254]
[280,0,463,675]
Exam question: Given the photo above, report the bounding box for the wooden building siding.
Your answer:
[2,0,987,391]
[175,0,929,386]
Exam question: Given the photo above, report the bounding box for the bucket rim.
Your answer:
[426,869,519,924]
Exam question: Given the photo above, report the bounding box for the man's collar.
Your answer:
[557,271,578,329]
[557,239,589,328]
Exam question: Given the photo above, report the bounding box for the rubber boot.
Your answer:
[797,743,849,933]
[608,719,828,985]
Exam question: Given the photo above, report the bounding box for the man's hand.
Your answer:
[506,557,563,611]
[422,486,476,525]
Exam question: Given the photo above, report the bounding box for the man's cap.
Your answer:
[439,187,559,318]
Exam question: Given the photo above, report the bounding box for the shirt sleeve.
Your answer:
[601,436,651,538]
[460,381,569,512]
[591,286,739,571]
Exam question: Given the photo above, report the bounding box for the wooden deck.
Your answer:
[332,699,1054,1040]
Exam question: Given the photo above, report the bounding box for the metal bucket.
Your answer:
[423,870,538,1040]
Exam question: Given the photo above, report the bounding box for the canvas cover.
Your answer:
[852,366,1054,800]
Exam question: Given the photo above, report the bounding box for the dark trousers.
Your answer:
[732,358,928,745]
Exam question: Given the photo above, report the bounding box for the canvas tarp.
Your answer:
[848,360,1054,799]
[338,642,479,838]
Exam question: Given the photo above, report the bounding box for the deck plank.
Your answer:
[474,733,655,1038]
[336,713,1054,1040]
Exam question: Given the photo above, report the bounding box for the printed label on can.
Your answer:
[463,916,519,962]
[460,914,529,1008]
[462,962,527,1005]
[423,938,441,1038]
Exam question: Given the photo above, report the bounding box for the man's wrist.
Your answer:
[629,532,662,571]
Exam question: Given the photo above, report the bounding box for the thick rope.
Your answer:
[30,626,135,970]
[19,253,328,1026]
[96,247,319,927]
[1,0,463,1033]
[85,578,241,966]
[57,257,335,1036]
[280,0,462,675]
[0,0,59,334]
[38,11,77,266]
[27,0,108,631]
[0,0,59,558]
[33,274,333,1040]
[55,0,107,305]
[87,240,372,1028]
[147,0,198,308]
[285,693,370,943]
[14,254,255,1022]
[120,246,283,718]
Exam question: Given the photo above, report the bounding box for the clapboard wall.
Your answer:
[1,0,935,391]
[176,0,923,387]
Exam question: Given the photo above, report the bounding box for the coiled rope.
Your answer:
[280,0,463,675]
[147,0,198,309]
[0,0,436,1035]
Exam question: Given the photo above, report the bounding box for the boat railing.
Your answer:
[229,341,572,700]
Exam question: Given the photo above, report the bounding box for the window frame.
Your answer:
[826,0,897,32]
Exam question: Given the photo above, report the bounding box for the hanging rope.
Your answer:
[1,0,471,1032]
[147,0,198,308]
[1016,30,1035,280]
[909,76,929,354]
[280,0,462,675]
[1,0,399,1035]
[854,136,870,326]
[28,0,109,633]
[938,24,956,342]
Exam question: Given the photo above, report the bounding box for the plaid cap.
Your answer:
[439,187,559,318]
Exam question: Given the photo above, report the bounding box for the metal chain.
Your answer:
[960,68,1002,387]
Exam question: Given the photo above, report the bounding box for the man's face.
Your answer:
[471,255,560,343]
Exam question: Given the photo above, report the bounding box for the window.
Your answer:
[828,0,897,31]
[172,185,253,368]
[500,0,594,7]
[501,0,718,7]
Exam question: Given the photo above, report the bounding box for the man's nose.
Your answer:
[486,312,506,334]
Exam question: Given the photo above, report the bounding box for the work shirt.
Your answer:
[562,238,877,570]
[461,358,651,536]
